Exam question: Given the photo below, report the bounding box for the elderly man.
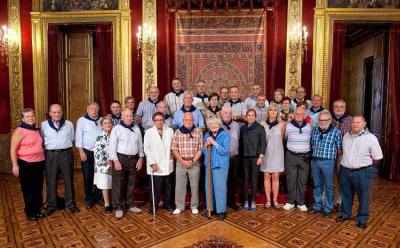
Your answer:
[224,86,247,123]
[171,112,203,215]
[108,100,122,126]
[336,116,383,229]
[253,94,268,123]
[109,109,144,218]
[156,101,173,128]
[291,86,312,111]
[164,78,184,117]
[306,95,325,127]
[309,110,342,217]
[283,107,312,212]
[76,102,102,208]
[244,84,269,109]
[144,112,175,213]
[193,80,209,112]
[219,86,230,107]
[220,106,241,210]
[331,99,352,210]
[172,91,205,129]
[41,104,80,215]
[136,86,160,130]
[124,96,140,125]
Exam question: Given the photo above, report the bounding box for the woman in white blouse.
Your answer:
[144,112,175,213]
[94,117,113,213]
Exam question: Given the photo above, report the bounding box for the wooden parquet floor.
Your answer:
[0,173,400,248]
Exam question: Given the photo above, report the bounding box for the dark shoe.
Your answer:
[162,205,174,212]
[26,215,39,221]
[44,209,55,217]
[230,204,239,211]
[105,206,113,214]
[357,222,367,229]
[336,216,350,223]
[323,212,331,218]
[217,212,226,220]
[68,206,80,213]
[86,202,94,209]
[309,209,321,214]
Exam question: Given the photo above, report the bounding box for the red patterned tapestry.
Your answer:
[176,10,266,97]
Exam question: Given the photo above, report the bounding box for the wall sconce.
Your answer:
[136,23,156,61]
[289,22,308,63]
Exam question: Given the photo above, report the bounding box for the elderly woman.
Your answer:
[261,104,285,209]
[144,112,175,213]
[10,108,45,221]
[94,117,113,213]
[239,109,266,211]
[203,117,231,220]
[271,88,285,106]
[203,93,221,123]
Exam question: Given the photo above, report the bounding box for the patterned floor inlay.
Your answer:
[0,173,400,247]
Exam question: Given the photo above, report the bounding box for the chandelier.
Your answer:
[136,23,156,61]
[289,22,308,63]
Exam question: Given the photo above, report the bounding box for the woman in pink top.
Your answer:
[10,108,45,221]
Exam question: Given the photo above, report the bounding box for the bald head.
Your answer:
[183,112,194,129]
[49,104,63,121]
[121,108,133,125]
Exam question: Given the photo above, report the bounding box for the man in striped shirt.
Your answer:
[171,112,203,215]
[331,99,352,211]
[310,110,342,217]
[136,86,160,130]
[283,107,312,212]
[336,116,383,229]
[164,78,184,118]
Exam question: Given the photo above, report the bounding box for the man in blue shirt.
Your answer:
[310,110,342,217]
[172,91,205,129]
[41,104,80,215]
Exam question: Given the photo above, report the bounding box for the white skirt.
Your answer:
[94,173,112,190]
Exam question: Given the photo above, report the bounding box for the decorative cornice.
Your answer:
[142,0,157,99]
[8,0,24,130]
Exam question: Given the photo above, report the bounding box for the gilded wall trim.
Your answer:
[285,0,303,98]
[8,0,24,130]
[31,10,131,124]
[312,7,400,107]
[142,0,157,99]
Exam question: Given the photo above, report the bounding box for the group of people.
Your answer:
[10,78,383,228]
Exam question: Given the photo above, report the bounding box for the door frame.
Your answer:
[30,8,131,124]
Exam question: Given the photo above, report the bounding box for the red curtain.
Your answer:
[329,23,346,110]
[47,25,60,106]
[389,24,400,181]
[95,24,114,116]
[0,0,10,133]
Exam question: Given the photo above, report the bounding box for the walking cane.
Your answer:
[151,169,156,219]
[207,145,212,219]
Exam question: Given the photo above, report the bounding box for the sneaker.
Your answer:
[283,203,295,211]
[191,208,199,215]
[129,206,142,213]
[242,202,250,211]
[115,210,123,218]
[297,205,308,212]
[173,208,181,215]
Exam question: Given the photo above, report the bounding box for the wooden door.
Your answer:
[63,32,94,167]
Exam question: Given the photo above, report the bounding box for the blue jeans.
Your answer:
[311,159,335,213]
[81,149,101,205]
[205,166,229,214]
[339,165,372,224]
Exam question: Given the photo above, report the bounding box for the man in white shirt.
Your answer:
[224,86,247,123]
[192,80,209,113]
[306,95,325,127]
[41,104,80,215]
[109,108,144,218]
[164,78,184,117]
[75,102,102,208]
[336,116,383,229]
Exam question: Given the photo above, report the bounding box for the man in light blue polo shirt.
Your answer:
[172,91,205,129]
[76,102,103,208]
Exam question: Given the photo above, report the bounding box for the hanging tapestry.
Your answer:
[176,10,266,98]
